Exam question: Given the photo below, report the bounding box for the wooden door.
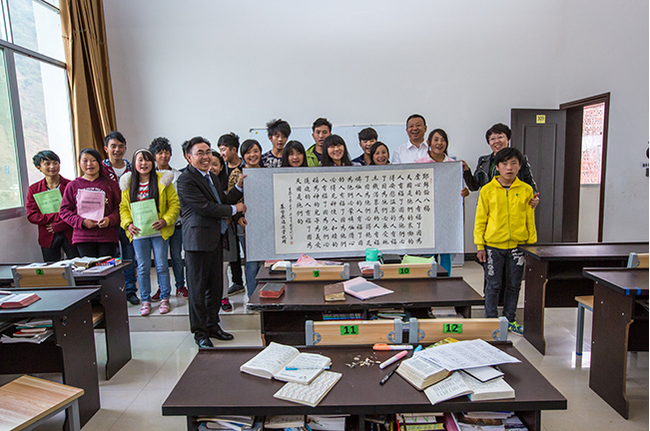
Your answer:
[510,109,573,243]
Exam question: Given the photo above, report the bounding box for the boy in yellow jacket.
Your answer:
[474,147,537,334]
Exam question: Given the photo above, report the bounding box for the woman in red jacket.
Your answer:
[26,150,79,262]
[60,148,121,257]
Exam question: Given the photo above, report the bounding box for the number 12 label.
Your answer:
[443,323,462,333]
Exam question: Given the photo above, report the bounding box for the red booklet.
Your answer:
[259,283,285,299]
[0,293,41,309]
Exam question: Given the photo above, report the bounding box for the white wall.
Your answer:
[557,0,649,242]
[3,0,646,262]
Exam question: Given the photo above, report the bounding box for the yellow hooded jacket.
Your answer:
[119,171,180,241]
[474,176,537,250]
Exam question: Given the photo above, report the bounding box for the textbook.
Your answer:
[462,365,504,383]
[423,371,515,405]
[0,293,40,309]
[240,342,331,384]
[264,415,305,428]
[324,282,345,302]
[273,370,342,407]
[342,277,393,301]
[260,283,285,299]
[395,355,450,390]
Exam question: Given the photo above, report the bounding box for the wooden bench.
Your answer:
[0,375,84,431]
[12,265,105,327]
[305,318,404,345]
[286,263,350,281]
[407,316,509,343]
[574,252,649,355]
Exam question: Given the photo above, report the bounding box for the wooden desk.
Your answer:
[256,259,447,282]
[583,268,649,419]
[518,242,648,354]
[248,277,484,345]
[0,262,133,380]
[0,288,101,429]
[162,344,567,431]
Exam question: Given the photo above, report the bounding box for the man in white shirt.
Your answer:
[391,114,430,164]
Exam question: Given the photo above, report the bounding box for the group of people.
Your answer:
[26,114,539,346]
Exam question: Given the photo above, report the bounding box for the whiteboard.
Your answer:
[250,124,409,161]
[242,162,464,261]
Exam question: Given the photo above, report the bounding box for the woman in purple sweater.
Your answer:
[60,148,121,257]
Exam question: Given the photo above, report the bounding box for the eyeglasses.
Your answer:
[192,150,211,157]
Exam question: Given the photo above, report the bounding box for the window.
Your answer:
[0,0,74,219]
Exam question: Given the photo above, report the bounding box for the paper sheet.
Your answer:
[417,339,520,371]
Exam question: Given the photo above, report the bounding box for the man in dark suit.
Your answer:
[177,136,246,348]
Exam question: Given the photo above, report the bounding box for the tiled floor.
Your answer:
[5,262,648,430]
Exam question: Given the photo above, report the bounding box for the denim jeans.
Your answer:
[483,246,525,322]
[119,227,138,295]
[168,227,185,289]
[245,261,263,298]
[133,236,171,303]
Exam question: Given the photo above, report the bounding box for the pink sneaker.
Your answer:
[140,301,152,316]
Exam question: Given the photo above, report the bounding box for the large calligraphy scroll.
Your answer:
[243,163,464,261]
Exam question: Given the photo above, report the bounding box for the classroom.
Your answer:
[0,1,647,430]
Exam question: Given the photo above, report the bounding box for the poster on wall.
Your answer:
[272,169,435,254]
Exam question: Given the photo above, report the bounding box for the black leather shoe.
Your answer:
[126,292,140,305]
[196,338,214,348]
[209,325,234,341]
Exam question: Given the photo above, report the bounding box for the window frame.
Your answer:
[0,0,73,221]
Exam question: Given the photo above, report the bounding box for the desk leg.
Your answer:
[517,410,541,431]
[101,271,132,379]
[589,282,633,419]
[53,298,100,428]
[523,258,548,355]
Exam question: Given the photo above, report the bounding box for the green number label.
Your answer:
[35,269,44,276]
[313,270,320,277]
[443,323,463,334]
[398,267,411,275]
[340,325,359,336]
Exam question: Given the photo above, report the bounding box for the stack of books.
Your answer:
[397,413,445,431]
[196,415,259,431]
[445,412,527,431]
[1,318,53,344]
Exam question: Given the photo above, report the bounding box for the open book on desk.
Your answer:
[423,371,515,405]
[240,342,331,384]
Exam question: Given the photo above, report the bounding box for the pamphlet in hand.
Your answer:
[240,342,331,384]
[33,188,62,214]
[77,189,104,221]
[130,199,160,238]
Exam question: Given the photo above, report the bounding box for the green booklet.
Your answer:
[130,199,159,238]
[33,188,62,214]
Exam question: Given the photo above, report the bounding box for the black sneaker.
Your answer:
[126,292,141,305]
[227,284,245,296]
[221,298,233,312]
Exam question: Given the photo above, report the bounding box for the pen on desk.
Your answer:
[414,345,423,353]
[373,343,413,351]
[379,350,408,369]
[379,364,399,385]
[285,366,330,370]
[0,291,11,295]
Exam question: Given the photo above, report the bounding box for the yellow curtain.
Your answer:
[60,0,117,157]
